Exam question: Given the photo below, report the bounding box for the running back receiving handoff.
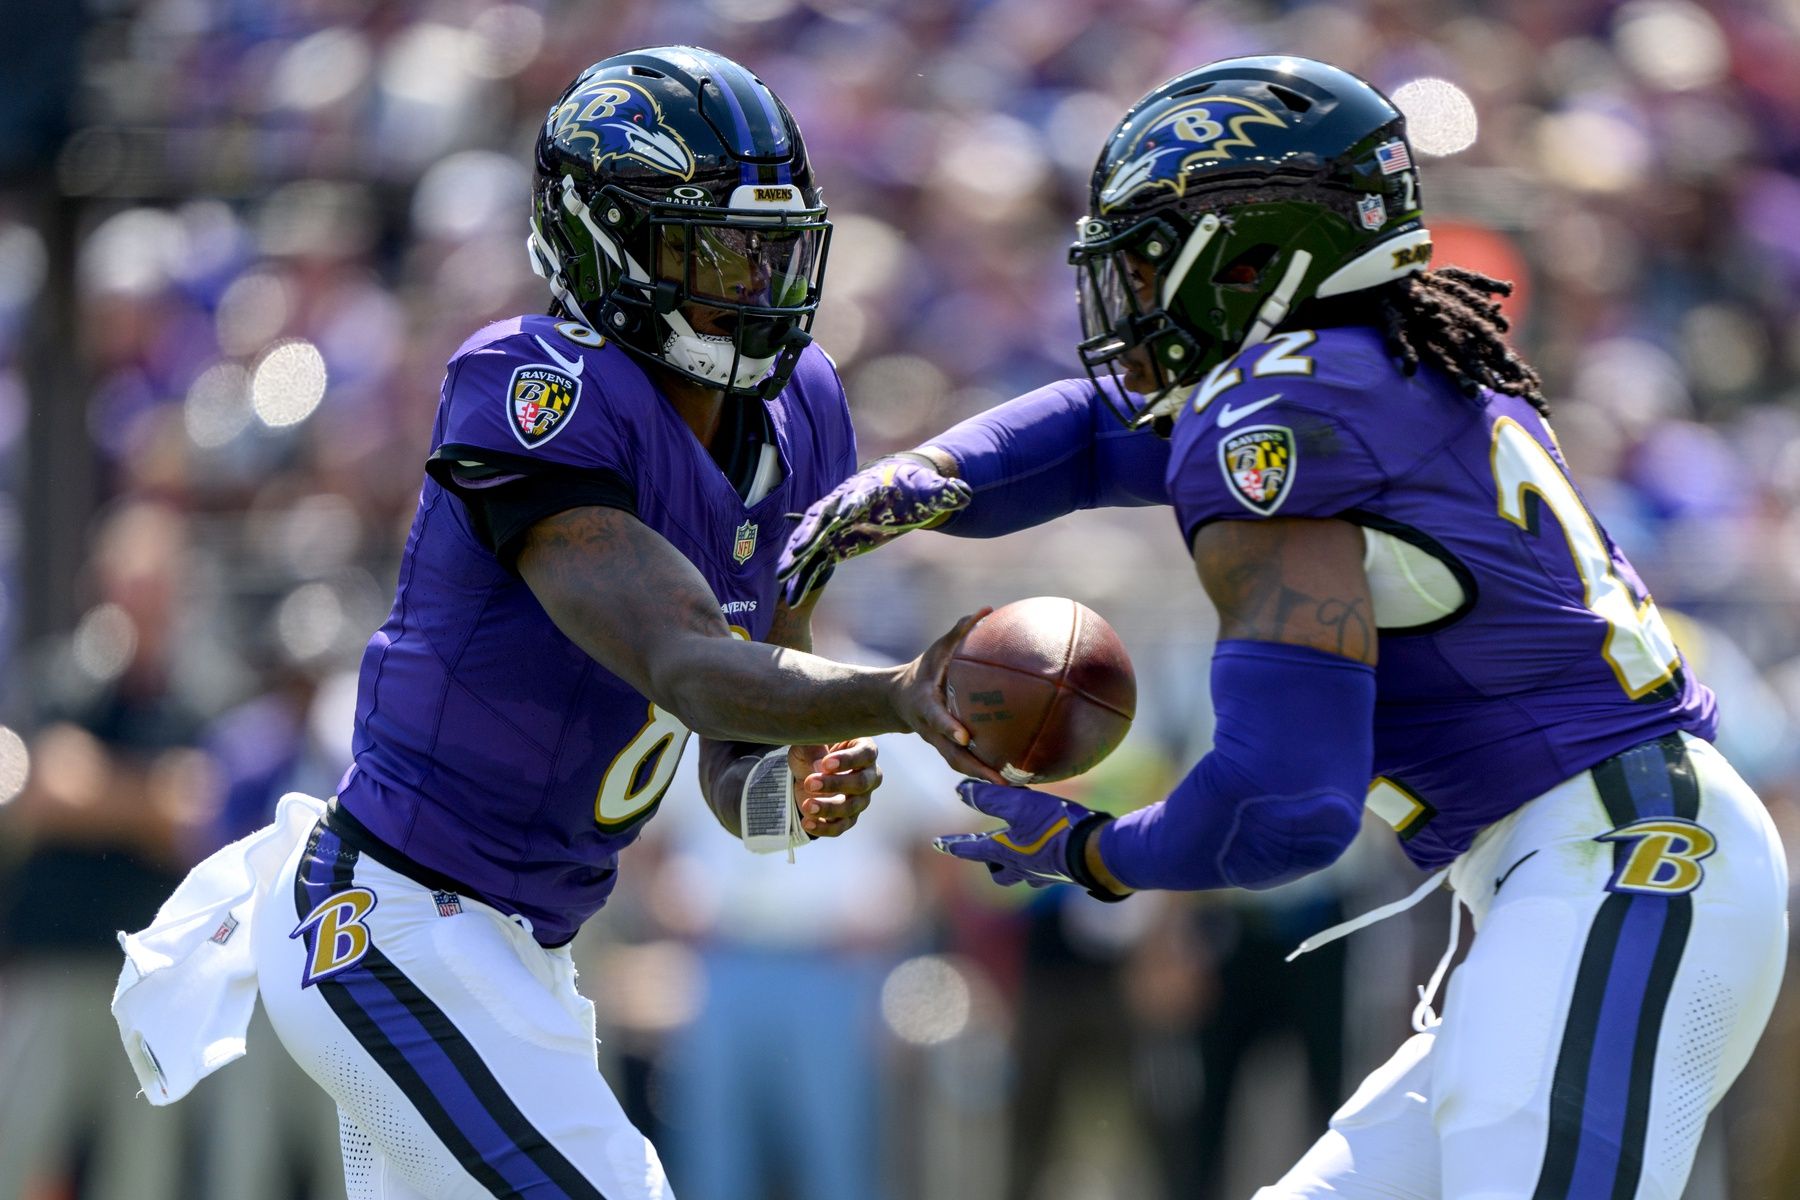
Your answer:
[781,55,1787,1200]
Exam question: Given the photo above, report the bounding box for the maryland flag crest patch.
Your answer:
[1219,425,1295,515]
[508,364,581,449]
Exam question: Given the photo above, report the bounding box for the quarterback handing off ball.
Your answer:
[946,597,1136,784]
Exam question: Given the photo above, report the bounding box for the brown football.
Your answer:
[944,596,1136,785]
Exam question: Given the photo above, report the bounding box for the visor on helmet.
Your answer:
[658,222,823,309]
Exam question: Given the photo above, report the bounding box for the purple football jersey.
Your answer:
[336,315,857,943]
[1166,325,1716,868]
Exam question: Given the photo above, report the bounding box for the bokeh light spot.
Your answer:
[276,582,346,663]
[73,603,136,682]
[184,362,252,449]
[1614,0,1728,91]
[469,6,545,79]
[252,339,328,428]
[0,726,27,805]
[881,955,972,1045]
[273,28,372,111]
[1392,78,1478,157]
[1535,109,1651,193]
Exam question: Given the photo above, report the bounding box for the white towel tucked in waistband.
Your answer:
[111,791,325,1105]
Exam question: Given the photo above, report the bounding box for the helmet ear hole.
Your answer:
[1216,244,1277,290]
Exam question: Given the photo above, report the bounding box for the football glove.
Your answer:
[933,779,1126,901]
[777,453,972,605]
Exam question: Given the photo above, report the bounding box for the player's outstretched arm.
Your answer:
[698,588,884,840]
[939,517,1379,896]
[777,378,1169,604]
[517,504,1002,781]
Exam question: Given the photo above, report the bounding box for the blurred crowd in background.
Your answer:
[3,0,1800,1197]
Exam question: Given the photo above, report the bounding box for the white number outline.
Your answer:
[1252,330,1318,377]
[593,626,753,831]
[1190,330,1317,415]
[1491,416,1679,699]
[1398,170,1418,214]
[594,703,690,831]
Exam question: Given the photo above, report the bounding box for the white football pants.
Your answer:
[254,818,671,1199]
[1257,734,1788,1200]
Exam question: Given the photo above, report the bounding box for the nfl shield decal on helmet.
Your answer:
[1219,425,1296,514]
[1357,194,1387,230]
[733,520,758,564]
[508,363,581,449]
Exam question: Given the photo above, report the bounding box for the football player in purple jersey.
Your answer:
[220,46,998,1200]
[780,58,1788,1200]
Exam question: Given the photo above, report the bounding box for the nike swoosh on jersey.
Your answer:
[533,335,586,378]
[1216,393,1283,428]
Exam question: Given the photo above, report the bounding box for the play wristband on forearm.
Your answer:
[740,750,807,862]
[1065,812,1129,903]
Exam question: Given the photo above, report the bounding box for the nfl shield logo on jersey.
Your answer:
[1220,425,1295,515]
[508,364,581,449]
[733,520,758,564]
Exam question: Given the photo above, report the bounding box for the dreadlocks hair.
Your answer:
[1373,266,1548,416]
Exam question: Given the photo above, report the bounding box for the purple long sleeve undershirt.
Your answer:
[921,378,1171,537]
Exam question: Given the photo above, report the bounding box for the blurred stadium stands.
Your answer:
[2,1,1800,1197]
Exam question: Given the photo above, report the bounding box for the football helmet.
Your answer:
[1069,57,1432,428]
[528,46,830,399]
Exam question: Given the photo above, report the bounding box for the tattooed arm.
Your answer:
[1191,516,1376,665]
[516,505,998,777]
[1075,515,1378,894]
[696,589,884,839]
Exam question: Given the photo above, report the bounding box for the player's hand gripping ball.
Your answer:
[777,453,972,604]
[945,596,1136,784]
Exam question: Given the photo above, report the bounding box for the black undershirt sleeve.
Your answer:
[426,443,637,573]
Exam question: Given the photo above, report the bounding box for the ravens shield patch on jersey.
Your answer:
[509,364,581,449]
[1219,425,1295,515]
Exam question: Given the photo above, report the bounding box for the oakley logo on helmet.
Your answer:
[1100,96,1288,212]
[548,79,696,181]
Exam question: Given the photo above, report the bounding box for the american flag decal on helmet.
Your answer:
[1375,141,1412,174]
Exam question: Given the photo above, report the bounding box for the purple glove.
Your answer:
[933,779,1126,900]
[777,453,972,605]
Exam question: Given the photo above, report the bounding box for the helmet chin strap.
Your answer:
[659,306,777,390]
[1241,248,1314,349]
[1131,376,1187,429]
[1132,246,1313,430]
